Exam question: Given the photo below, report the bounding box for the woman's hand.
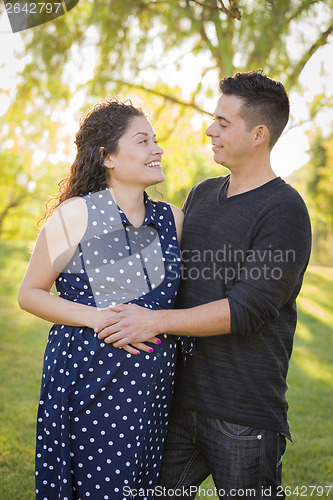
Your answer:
[95,306,161,355]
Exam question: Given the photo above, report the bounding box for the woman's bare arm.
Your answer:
[17,198,158,354]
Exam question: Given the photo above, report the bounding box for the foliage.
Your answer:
[7,0,333,113]
[292,126,333,266]
[0,150,62,240]
[1,241,333,498]
[1,0,333,255]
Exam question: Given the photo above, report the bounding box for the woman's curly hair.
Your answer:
[42,98,145,221]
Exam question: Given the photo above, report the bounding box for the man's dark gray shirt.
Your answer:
[174,175,312,439]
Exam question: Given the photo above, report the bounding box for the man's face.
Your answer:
[206,94,253,170]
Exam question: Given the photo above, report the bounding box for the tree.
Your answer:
[0,151,61,240]
[3,0,332,173]
[295,127,333,265]
[1,0,332,249]
[5,0,332,118]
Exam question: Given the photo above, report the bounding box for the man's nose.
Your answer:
[206,122,217,137]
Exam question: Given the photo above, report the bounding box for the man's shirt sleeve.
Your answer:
[225,197,312,336]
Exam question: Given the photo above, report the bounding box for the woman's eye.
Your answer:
[140,139,148,144]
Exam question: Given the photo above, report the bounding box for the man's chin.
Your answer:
[213,152,225,165]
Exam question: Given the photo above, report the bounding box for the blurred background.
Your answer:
[0,1,333,498]
[0,0,332,263]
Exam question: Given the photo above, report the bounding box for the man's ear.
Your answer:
[253,125,269,146]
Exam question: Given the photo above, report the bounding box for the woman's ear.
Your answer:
[100,149,114,169]
[104,156,114,168]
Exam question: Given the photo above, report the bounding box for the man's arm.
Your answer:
[96,187,311,347]
[95,298,231,346]
[95,184,231,346]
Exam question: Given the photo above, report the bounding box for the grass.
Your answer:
[0,240,332,499]
[0,241,49,499]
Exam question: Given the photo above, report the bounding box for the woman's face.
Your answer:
[105,116,165,189]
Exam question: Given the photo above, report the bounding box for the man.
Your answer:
[96,71,312,498]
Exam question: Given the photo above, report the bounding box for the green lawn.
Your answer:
[1,240,332,499]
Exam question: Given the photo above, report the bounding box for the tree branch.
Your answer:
[136,0,241,19]
[190,65,217,104]
[113,80,212,116]
[0,192,28,233]
[199,23,217,55]
[287,0,324,23]
[221,0,241,20]
[286,24,333,89]
[155,104,184,142]
[189,0,240,18]
[190,0,227,12]
[136,0,171,8]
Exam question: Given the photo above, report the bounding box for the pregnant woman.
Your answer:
[18,98,183,500]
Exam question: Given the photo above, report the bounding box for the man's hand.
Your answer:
[95,303,161,347]
[94,305,161,355]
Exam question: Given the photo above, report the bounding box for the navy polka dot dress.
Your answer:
[35,189,181,499]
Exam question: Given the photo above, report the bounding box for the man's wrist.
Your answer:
[155,309,173,335]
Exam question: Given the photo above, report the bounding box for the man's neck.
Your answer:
[226,165,277,198]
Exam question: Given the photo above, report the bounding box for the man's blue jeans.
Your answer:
[157,403,287,499]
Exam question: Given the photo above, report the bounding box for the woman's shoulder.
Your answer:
[168,204,184,222]
[152,199,183,220]
[45,196,88,240]
[42,197,88,272]
[57,196,87,213]
[156,202,184,242]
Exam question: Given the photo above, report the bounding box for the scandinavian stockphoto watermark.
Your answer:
[2,0,79,33]
[44,189,296,309]
[174,245,296,283]
[46,191,296,311]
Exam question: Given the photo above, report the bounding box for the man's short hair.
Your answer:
[219,70,290,149]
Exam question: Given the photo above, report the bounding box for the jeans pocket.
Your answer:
[216,419,262,440]
[276,433,286,485]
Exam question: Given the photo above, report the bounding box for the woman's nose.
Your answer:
[154,144,164,155]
